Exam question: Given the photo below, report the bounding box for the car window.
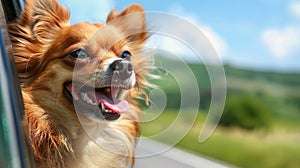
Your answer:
[0,0,34,167]
[0,26,20,168]
[0,88,12,168]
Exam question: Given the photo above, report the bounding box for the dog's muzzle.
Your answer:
[63,59,136,121]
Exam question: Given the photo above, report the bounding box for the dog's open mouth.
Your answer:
[63,82,129,121]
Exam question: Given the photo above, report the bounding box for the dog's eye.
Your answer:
[65,49,90,66]
[120,50,132,59]
[69,49,88,59]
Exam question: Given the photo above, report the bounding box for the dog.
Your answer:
[9,0,152,167]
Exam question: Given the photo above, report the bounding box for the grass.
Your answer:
[141,110,300,168]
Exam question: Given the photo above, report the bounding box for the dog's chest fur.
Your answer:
[71,126,131,168]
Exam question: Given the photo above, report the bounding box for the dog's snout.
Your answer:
[109,60,133,78]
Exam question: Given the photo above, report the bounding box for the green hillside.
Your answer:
[224,65,300,120]
[151,57,300,120]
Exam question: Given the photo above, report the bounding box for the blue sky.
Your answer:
[59,0,300,72]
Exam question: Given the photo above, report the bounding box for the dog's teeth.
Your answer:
[80,92,96,105]
[101,102,105,111]
[81,93,88,99]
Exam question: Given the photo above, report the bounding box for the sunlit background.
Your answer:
[58,0,300,167]
[59,0,300,71]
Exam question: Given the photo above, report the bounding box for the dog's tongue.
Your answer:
[101,99,128,114]
[94,91,128,114]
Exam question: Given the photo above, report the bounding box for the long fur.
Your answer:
[9,0,152,167]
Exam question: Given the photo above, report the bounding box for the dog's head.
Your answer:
[9,0,151,122]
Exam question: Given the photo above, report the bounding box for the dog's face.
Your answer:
[9,0,150,123]
[61,23,138,121]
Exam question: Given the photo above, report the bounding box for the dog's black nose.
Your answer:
[109,60,133,79]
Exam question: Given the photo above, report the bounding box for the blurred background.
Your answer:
[60,0,300,167]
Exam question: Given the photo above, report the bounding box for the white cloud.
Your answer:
[147,34,196,59]
[146,3,228,62]
[200,25,227,58]
[173,4,227,58]
[261,1,300,58]
[289,1,300,18]
[261,26,300,58]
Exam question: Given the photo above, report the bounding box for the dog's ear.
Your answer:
[20,0,70,41]
[9,0,69,85]
[106,4,147,44]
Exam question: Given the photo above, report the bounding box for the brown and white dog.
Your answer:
[9,0,152,167]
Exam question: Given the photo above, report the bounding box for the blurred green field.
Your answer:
[151,57,300,120]
[141,111,300,168]
[142,57,300,168]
